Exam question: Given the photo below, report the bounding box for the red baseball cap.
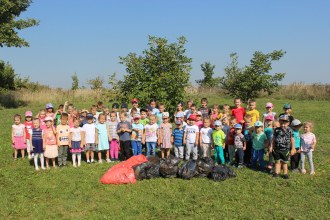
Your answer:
[131,98,138,103]
[188,114,196,121]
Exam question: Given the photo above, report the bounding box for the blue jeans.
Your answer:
[131,140,142,156]
[146,142,156,156]
[214,146,225,164]
[252,149,265,170]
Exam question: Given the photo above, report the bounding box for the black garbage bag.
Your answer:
[159,156,181,178]
[210,165,236,181]
[145,156,160,179]
[222,165,236,178]
[196,157,215,178]
[178,159,197,180]
[133,162,149,180]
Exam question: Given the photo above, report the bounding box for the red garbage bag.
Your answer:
[100,155,148,185]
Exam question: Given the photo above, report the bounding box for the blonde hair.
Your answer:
[303,121,314,131]
[149,115,157,120]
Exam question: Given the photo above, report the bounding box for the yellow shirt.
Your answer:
[246,109,260,124]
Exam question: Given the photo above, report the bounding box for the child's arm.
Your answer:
[312,135,317,150]
[158,127,162,145]
[195,132,199,146]
[11,127,15,144]
[63,101,68,113]
[95,128,99,145]
[23,128,26,144]
[183,131,187,145]
[56,127,60,146]
[81,130,85,147]
[171,133,174,144]
[142,128,146,145]
[107,124,111,141]
[68,130,72,148]
[199,131,203,147]
[42,132,46,150]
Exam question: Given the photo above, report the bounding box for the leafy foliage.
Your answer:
[0,0,39,47]
[87,75,104,90]
[119,36,192,113]
[221,50,286,103]
[71,73,79,90]
[196,62,220,87]
[0,60,16,89]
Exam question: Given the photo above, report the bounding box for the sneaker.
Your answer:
[98,160,103,164]
[310,171,315,175]
[301,169,306,174]
[91,159,95,163]
[237,164,244,169]
[73,164,77,167]
[106,159,111,163]
[41,167,46,170]
[272,173,280,178]
[87,160,91,164]
[35,167,40,171]
[78,163,81,167]
[283,174,289,179]
[292,169,299,173]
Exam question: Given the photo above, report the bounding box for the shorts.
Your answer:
[85,143,96,151]
[273,149,289,163]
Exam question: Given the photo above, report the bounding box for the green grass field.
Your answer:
[1,98,329,219]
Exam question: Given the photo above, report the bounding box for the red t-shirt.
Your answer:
[24,121,33,139]
[228,127,235,145]
[231,107,245,123]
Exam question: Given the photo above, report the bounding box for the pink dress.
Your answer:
[43,127,58,158]
[12,124,26,149]
[160,123,172,149]
[39,116,47,130]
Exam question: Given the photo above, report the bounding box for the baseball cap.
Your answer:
[133,114,141,120]
[121,103,128,109]
[162,112,169,118]
[283,103,292,109]
[266,102,273,108]
[188,114,196,121]
[175,112,184,118]
[45,103,53,109]
[196,111,202,116]
[131,98,138,103]
[254,121,263,127]
[175,120,183,125]
[44,116,53,122]
[234,123,242,129]
[25,111,33,117]
[86,113,94,119]
[279,115,289,122]
[265,115,274,121]
[112,103,120,109]
[214,120,222,127]
[291,119,302,127]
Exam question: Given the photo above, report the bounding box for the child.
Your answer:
[199,97,211,119]
[96,114,111,163]
[156,103,165,127]
[245,99,260,125]
[211,104,220,124]
[212,120,226,165]
[184,100,193,117]
[199,118,213,158]
[264,115,275,170]
[90,105,99,124]
[183,115,199,160]
[103,106,111,124]
[270,115,295,179]
[251,121,268,171]
[186,104,197,120]
[131,114,144,156]
[227,117,237,165]
[175,112,187,130]
[195,111,204,130]
[96,101,104,113]
[300,122,316,175]
[56,113,70,167]
[142,115,159,156]
[31,119,45,170]
[159,112,172,159]
[174,102,185,118]
[139,109,149,126]
[117,112,132,160]
[79,109,88,127]
[149,99,159,115]
[120,103,130,122]
[82,113,97,163]
[38,109,47,130]
[69,120,84,167]
[129,108,138,124]
[243,116,253,166]
[290,119,302,172]
[55,104,64,126]
[231,98,245,124]
[111,103,120,122]
[45,103,56,119]
[12,114,26,160]
[172,120,185,159]
[218,104,231,121]
[234,123,246,168]
[108,111,119,161]
[24,111,34,159]
[262,102,276,127]
[43,117,57,169]
[129,98,140,114]
[278,104,294,124]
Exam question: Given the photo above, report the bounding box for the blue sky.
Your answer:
[1,0,330,88]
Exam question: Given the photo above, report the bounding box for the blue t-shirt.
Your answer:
[244,128,252,142]
[156,112,163,126]
[264,127,274,143]
[252,132,267,150]
[293,130,301,149]
[117,121,132,141]
[132,123,144,141]
[172,128,185,146]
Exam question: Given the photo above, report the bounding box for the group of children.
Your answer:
[11,98,316,179]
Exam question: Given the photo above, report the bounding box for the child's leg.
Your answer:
[268,152,274,168]
[34,153,39,169]
[228,145,235,163]
[178,146,184,159]
[106,150,110,160]
[77,153,81,166]
[90,150,94,162]
[52,158,56,167]
[300,152,306,172]
[62,145,68,166]
[137,142,142,155]
[252,149,258,168]
[21,149,25,159]
[282,161,288,175]
[214,146,219,163]
[192,143,198,160]
[131,141,137,156]
[259,149,265,170]
[26,141,31,158]
[114,141,119,159]
[161,149,165,158]
[185,143,192,160]
[40,153,45,169]
[85,150,90,161]
[98,151,102,161]
[45,157,49,169]
[275,161,281,174]
[124,141,132,159]
[307,151,314,173]
[166,148,170,158]
[174,145,179,158]
[58,146,63,166]
[219,147,225,165]
[72,153,77,166]
[14,149,18,159]
[237,148,244,165]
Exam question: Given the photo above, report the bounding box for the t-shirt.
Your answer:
[195,121,203,130]
[156,112,163,126]
[212,129,226,147]
[273,127,293,151]
[232,107,245,123]
[293,130,301,149]
[234,133,246,149]
[132,123,144,141]
[70,127,83,142]
[246,109,260,124]
[108,121,119,140]
[24,121,33,139]
[252,132,267,150]
[264,127,274,142]
[300,132,316,152]
[12,124,25,137]
[244,128,252,142]
[200,127,213,144]
[199,107,211,118]
[144,123,158,142]
[184,125,199,143]
[227,127,235,145]
[56,124,70,145]
[140,118,149,126]
[117,121,132,141]
[172,128,184,146]
[82,123,96,144]
[152,108,160,115]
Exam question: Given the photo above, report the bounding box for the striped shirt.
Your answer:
[31,128,43,140]
[172,128,185,146]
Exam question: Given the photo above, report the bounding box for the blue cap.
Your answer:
[45,103,53,109]
[234,124,242,129]
[283,103,292,109]
[254,121,263,127]
[86,113,94,119]
[214,120,222,126]
[175,112,184,118]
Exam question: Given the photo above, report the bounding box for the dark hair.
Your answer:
[58,104,64,108]
[61,112,69,118]
[191,104,196,108]
[97,101,103,105]
[140,108,147,113]
[98,113,105,119]
[14,114,21,120]
[149,99,157,104]
[201,98,208,103]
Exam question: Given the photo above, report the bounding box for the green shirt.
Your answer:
[252,132,267,150]
[212,129,226,147]
[140,118,149,126]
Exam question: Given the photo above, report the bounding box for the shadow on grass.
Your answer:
[0,91,28,109]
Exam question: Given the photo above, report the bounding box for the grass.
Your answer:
[0,97,329,219]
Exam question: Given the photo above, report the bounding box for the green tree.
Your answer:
[0,61,16,89]
[221,50,286,103]
[119,36,192,113]
[87,76,104,90]
[0,0,39,47]
[196,62,220,87]
[71,73,79,90]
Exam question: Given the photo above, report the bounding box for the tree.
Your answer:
[71,73,79,90]
[220,50,286,103]
[195,62,220,87]
[87,76,104,90]
[0,61,16,89]
[119,36,192,113]
[0,0,39,47]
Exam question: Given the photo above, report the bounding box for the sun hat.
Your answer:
[44,116,53,122]
[196,111,202,116]
[86,113,94,119]
[175,120,183,125]
[112,103,120,109]
[25,111,33,117]
[45,103,54,109]
[131,98,138,103]
[291,119,302,127]
[265,115,274,121]
[133,114,141,120]
[279,115,289,122]
[234,123,242,129]
[254,121,263,127]
[175,112,184,118]
[283,103,292,109]
[265,102,273,108]
[188,114,196,121]
[162,112,169,118]
[214,120,222,127]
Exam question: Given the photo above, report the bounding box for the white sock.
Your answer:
[40,153,45,168]
[77,154,81,166]
[34,153,39,169]
[72,154,76,166]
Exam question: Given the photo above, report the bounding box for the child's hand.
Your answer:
[291,148,296,156]
[269,147,273,153]
[243,147,246,151]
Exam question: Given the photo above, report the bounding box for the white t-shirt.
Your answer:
[82,123,96,144]
[185,125,199,143]
[70,127,83,142]
[144,123,158,142]
[200,127,213,144]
